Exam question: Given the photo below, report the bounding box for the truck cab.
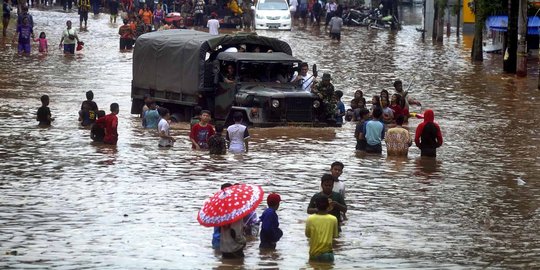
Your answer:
[214,52,324,126]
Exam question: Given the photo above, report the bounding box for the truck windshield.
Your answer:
[237,63,293,83]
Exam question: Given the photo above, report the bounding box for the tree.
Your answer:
[516,0,527,76]
[433,0,447,43]
[471,0,504,61]
[504,0,519,73]
[392,0,400,30]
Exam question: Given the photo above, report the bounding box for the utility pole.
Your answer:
[422,0,426,41]
[446,4,450,37]
[505,0,519,73]
[516,0,528,77]
[456,1,460,38]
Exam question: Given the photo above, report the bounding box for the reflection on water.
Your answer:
[0,5,539,269]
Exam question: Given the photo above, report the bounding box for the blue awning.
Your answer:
[486,16,540,35]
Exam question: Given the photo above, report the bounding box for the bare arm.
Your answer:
[330,201,346,213]
[160,130,175,141]
[307,196,318,214]
[190,138,201,150]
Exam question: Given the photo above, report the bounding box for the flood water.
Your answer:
[1,5,539,269]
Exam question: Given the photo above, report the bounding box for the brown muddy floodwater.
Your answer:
[0,5,539,269]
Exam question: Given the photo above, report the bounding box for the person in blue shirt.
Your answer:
[334,90,346,126]
[143,102,160,129]
[364,107,385,153]
[259,193,283,249]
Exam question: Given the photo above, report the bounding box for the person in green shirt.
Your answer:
[305,195,339,262]
[307,173,347,231]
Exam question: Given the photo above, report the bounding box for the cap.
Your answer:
[240,44,247,50]
[322,73,331,80]
[267,193,281,206]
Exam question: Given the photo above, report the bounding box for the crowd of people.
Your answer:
[301,71,443,158]
[35,91,248,153]
[2,0,253,53]
[137,95,251,153]
[349,79,443,157]
[3,0,366,56]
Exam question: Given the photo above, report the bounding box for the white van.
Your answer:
[253,0,292,30]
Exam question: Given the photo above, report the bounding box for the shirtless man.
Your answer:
[393,80,421,111]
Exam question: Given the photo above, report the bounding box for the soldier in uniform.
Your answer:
[312,73,336,121]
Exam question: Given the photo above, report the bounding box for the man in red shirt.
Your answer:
[95,103,119,145]
[189,110,215,150]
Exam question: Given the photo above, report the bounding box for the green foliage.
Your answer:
[473,0,505,19]
[435,0,448,6]
[435,0,448,17]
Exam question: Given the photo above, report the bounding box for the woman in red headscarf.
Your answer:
[414,109,443,157]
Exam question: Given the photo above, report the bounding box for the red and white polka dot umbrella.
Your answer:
[197,184,264,227]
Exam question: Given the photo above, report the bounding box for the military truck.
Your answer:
[131,29,328,126]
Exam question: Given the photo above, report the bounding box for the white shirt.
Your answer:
[291,72,314,92]
[220,219,246,253]
[320,180,345,198]
[289,0,298,9]
[224,47,238,52]
[62,28,78,45]
[325,2,337,12]
[158,118,173,147]
[207,19,220,35]
[333,181,345,198]
[226,123,249,153]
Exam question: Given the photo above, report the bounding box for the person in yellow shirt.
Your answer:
[385,115,412,157]
[227,0,242,16]
[78,0,90,29]
[305,195,339,262]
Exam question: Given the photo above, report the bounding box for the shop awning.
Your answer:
[486,16,540,35]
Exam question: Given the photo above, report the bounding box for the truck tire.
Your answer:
[131,98,144,115]
[171,112,185,123]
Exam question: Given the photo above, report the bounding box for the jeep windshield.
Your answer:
[217,52,301,85]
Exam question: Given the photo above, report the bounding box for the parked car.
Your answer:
[131,30,330,127]
[253,0,292,30]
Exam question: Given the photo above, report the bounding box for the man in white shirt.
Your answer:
[226,112,249,153]
[324,0,337,27]
[291,62,315,92]
[207,13,220,35]
[289,0,298,20]
[158,108,176,147]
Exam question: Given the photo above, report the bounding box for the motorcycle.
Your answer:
[362,7,401,30]
[342,7,370,26]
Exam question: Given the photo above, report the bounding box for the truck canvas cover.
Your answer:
[133,30,293,94]
[216,52,302,63]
